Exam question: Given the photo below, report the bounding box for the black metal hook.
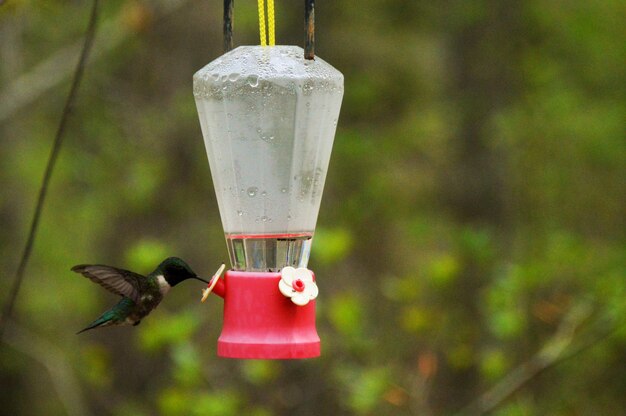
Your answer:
[304,0,315,60]
[224,0,234,52]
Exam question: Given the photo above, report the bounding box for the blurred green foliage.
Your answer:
[1,0,625,415]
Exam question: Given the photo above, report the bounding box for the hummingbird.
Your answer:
[72,257,208,334]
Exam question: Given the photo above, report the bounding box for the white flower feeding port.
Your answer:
[278,267,319,306]
[196,1,343,359]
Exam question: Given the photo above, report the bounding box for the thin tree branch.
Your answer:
[0,0,100,340]
[458,302,592,416]
[0,0,191,124]
[555,309,625,364]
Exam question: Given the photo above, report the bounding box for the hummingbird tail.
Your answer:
[76,313,115,334]
[76,298,136,334]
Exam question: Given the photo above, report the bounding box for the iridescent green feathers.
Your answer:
[75,297,136,334]
[72,257,206,334]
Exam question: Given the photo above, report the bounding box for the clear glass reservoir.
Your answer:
[194,46,344,271]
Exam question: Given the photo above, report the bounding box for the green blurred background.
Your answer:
[1,0,624,415]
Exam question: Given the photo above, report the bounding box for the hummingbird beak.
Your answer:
[194,275,210,284]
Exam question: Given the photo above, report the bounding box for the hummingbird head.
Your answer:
[157,257,209,287]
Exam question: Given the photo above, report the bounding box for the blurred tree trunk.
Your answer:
[440,0,524,409]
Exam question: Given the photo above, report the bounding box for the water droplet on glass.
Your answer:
[281,188,288,193]
[261,190,267,196]
[260,216,268,222]
[261,134,275,143]
[237,210,244,216]
[229,72,240,81]
[247,187,258,197]
[247,75,259,87]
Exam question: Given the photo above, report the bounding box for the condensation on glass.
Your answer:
[194,46,344,272]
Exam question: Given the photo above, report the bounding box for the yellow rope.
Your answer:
[258,0,267,46]
[267,0,275,46]
[257,0,275,46]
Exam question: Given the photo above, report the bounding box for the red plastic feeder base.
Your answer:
[214,270,320,359]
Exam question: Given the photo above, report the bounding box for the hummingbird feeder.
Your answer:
[193,0,343,359]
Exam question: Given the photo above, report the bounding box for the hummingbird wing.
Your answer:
[71,264,144,303]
